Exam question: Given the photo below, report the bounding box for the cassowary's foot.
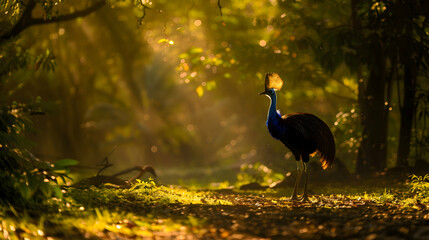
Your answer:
[300,194,310,202]
[289,194,299,201]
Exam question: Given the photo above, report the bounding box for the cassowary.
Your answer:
[260,73,335,201]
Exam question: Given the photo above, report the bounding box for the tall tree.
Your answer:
[315,0,429,174]
[393,0,429,167]
[356,33,389,173]
[316,0,391,174]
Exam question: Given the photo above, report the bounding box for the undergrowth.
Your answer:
[0,179,231,239]
[409,174,429,199]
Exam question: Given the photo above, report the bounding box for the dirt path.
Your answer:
[132,191,429,239]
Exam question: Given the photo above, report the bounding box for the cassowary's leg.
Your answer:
[290,160,302,201]
[301,161,310,202]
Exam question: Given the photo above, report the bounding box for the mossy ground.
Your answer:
[1,176,429,239]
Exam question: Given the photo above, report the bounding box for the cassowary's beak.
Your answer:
[259,90,269,95]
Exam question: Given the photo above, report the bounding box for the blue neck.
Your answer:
[268,92,279,120]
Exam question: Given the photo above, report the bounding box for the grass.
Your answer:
[1,179,232,239]
[1,175,428,239]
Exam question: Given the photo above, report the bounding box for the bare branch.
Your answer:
[218,0,225,25]
[138,4,151,25]
[217,0,223,17]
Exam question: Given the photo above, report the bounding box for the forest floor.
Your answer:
[2,175,429,240]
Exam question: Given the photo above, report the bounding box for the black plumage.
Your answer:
[268,112,335,169]
[260,73,335,201]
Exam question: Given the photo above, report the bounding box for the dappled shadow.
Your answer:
[64,188,429,239]
[147,194,428,239]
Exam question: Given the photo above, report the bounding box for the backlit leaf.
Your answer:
[196,85,204,97]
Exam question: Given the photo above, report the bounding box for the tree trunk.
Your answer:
[356,36,388,175]
[397,61,417,167]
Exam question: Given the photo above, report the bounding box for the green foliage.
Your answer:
[376,189,395,204]
[0,147,77,208]
[408,174,429,200]
[236,162,284,187]
[332,105,361,171]
[34,49,56,72]
[0,3,70,208]
[130,178,156,190]
[0,92,75,208]
[0,43,56,78]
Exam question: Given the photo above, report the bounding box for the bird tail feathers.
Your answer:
[317,122,335,169]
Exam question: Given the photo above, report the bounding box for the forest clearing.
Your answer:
[1,0,429,239]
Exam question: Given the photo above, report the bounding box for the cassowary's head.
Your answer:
[259,88,276,98]
[259,72,283,97]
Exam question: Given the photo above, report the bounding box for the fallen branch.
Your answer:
[73,165,157,188]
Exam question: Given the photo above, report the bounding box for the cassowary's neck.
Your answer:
[268,92,279,120]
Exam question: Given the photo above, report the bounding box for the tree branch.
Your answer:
[218,0,225,25]
[217,0,223,17]
[1,0,37,41]
[137,4,151,25]
[1,0,106,41]
[31,1,106,26]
